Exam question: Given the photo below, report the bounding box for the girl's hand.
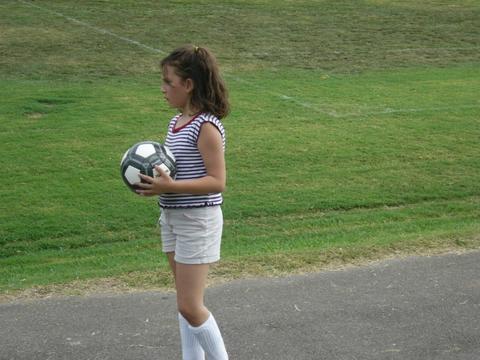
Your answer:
[135,165,174,196]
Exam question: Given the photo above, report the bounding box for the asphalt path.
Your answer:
[1,251,479,360]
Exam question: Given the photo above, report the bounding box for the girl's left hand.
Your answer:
[135,165,174,196]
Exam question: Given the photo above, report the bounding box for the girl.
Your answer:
[136,45,230,360]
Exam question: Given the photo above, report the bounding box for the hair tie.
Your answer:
[194,46,199,53]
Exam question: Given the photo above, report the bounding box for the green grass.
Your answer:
[1,0,479,297]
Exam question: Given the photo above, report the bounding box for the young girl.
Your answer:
[136,45,230,360]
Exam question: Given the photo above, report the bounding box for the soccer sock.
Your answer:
[190,313,229,360]
[178,313,205,360]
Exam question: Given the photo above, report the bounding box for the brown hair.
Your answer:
[161,45,230,119]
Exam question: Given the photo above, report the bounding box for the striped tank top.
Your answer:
[158,112,226,208]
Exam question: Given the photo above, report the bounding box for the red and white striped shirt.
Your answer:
[158,112,226,208]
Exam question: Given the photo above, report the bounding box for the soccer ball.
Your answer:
[120,141,176,193]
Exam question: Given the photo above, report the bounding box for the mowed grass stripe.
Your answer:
[2,0,479,79]
[1,196,478,292]
[0,197,480,291]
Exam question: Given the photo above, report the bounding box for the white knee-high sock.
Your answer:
[190,313,228,360]
[178,313,205,360]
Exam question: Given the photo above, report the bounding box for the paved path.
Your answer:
[1,251,479,360]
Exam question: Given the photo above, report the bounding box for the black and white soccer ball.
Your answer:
[120,141,176,193]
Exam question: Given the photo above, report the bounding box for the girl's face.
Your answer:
[161,65,192,111]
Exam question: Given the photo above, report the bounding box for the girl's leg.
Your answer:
[175,262,210,326]
[166,253,205,360]
[176,262,228,360]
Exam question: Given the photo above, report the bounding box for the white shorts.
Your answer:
[158,206,223,265]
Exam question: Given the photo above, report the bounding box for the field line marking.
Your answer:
[333,104,480,118]
[231,74,480,118]
[385,46,480,53]
[226,75,340,117]
[17,0,166,54]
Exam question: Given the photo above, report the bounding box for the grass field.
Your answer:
[1,0,479,298]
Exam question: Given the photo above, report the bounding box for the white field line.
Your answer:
[17,0,480,119]
[230,75,480,118]
[385,46,480,53]
[17,0,166,55]
[331,104,480,118]
[225,75,340,117]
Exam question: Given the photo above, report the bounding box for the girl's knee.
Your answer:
[178,304,209,326]
[177,301,202,319]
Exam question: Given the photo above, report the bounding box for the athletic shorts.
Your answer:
[158,206,223,265]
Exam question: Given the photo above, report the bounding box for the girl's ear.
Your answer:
[184,78,194,93]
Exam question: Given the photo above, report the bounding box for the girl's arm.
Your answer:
[136,122,225,196]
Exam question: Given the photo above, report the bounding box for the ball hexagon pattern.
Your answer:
[120,141,176,194]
